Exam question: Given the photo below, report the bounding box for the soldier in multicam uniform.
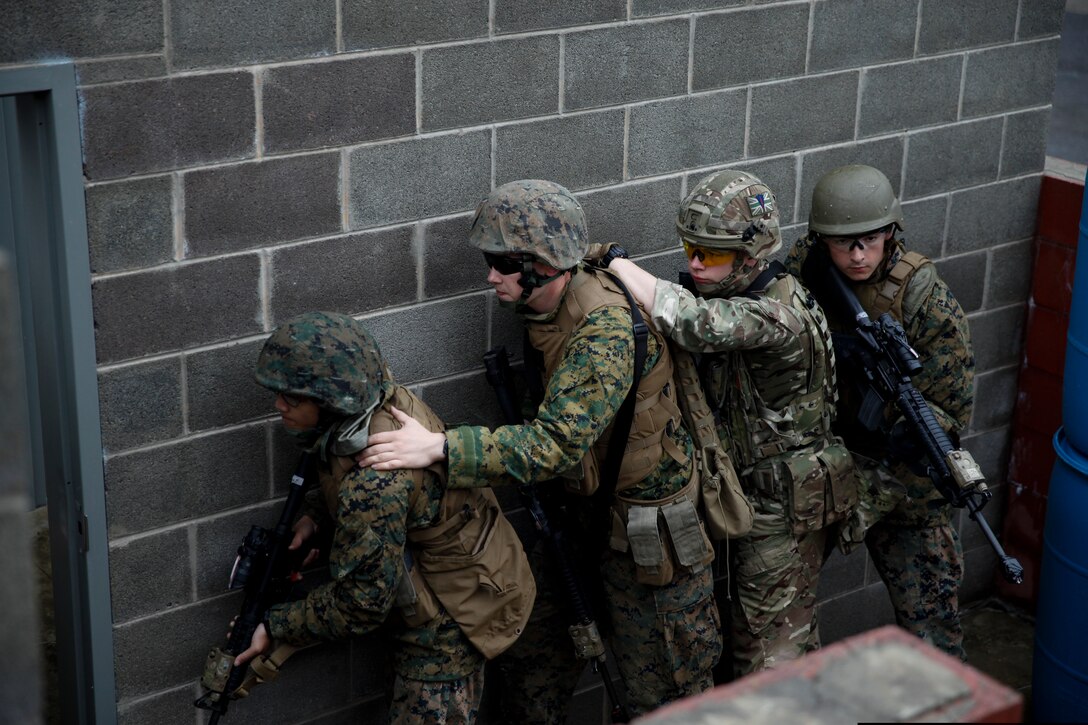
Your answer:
[784,164,974,660]
[358,179,722,721]
[607,169,858,677]
[234,312,535,724]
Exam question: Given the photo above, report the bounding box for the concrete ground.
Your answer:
[961,598,1036,719]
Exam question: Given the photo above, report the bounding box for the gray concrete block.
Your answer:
[0,0,161,64]
[220,642,354,722]
[578,177,684,257]
[192,501,281,599]
[91,255,262,364]
[85,176,174,275]
[798,137,905,223]
[564,21,689,110]
[495,111,624,191]
[904,119,1003,199]
[961,425,1012,482]
[967,304,1025,372]
[422,37,559,131]
[918,0,1017,53]
[98,358,183,453]
[859,56,963,138]
[270,422,308,496]
[186,339,268,432]
[80,73,255,181]
[184,153,341,256]
[1002,109,1050,178]
[1018,0,1066,39]
[419,372,506,428]
[817,583,895,645]
[304,698,388,725]
[76,55,166,86]
[957,483,1006,555]
[496,0,625,33]
[816,545,868,603]
[810,0,916,72]
[934,251,986,314]
[364,296,489,382]
[489,293,528,358]
[342,0,488,51]
[109,528,192,623]
[168,0,335,69]
[104,425,269,537]
[348,132,491,229]
[111,595,238,699]
[749,72,859,157]
[987,239,1034,308]
[960,536,999,603]
[963,40,1060,118]
[628,90,747,178]
[685,154,799,226]
[900,197,948,260]
[264,55,415,153]
[270,227,417,323]
[971,366,1019,432]
[638,248,689,288]
[693,5,808,91]
[422,213,488,299]
[116,684,196,725]
[634,0,744,17]
[946,175,1041,254]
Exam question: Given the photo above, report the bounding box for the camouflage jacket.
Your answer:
[784,236,975,454]
[266,387,483,681]
[446,274,692,502]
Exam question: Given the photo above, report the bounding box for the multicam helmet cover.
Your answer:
[676,170,781,258]
[254,312,386,417]
[808,164,904,237]
[469,179,588,271]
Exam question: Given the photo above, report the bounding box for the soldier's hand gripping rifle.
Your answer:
[483,347,631,724]
[195,453,312,723]
[801,247,1024,585]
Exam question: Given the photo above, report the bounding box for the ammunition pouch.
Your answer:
[748,439,858,535]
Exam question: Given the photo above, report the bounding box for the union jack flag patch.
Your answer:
[747,193,774,217]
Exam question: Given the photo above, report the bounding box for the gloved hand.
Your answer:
[583,243,628,268]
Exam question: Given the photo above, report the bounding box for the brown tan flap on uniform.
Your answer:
[671,343,753,539]
[408,487,536,660]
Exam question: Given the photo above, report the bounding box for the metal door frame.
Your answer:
[0,61,117,724]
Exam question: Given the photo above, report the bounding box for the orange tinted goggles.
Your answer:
[682,241,737,267]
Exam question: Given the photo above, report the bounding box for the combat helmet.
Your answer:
[469,179,588,300]
[254,312,386,417]
[677,170,781,258]
[808,164,904,237]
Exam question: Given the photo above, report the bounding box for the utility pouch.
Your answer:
[781,441,858,535]
[627,505,674,586]
[395,549,442,628]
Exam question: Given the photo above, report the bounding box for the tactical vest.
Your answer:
[852,249,933,323]
[320,385,536,660]
[525,268,686,495]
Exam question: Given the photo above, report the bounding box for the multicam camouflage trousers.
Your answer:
[841,458,965,660]
[495,541,721,723]
[387,668,485,724]
[731,494,829,677]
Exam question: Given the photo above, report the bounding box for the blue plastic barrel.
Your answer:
[1033,429,1088,722]
[1060,169,1088,452]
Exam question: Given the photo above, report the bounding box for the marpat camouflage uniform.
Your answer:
[257,313,485,723]
[786,235,973,659]
[446,297,720,721]
[650,270,856,677]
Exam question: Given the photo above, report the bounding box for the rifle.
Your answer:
[195,453,313,723]
[483,347,631,724]
[800,247,1023,584]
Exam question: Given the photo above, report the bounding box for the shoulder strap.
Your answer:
[872,250,928,316]
[743,260,787,300]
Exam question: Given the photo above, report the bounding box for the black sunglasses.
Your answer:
[483,252,524,276]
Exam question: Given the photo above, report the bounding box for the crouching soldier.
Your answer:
[235,312,536,723]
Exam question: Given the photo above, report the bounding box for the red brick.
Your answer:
[1017,365,1064,436]
[1032,239,1077,313]
[1023,304,1069,377]
[1007,426,1057,495]
[1036,174,1085,249]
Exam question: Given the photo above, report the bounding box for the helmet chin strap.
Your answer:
[516,255,566,302]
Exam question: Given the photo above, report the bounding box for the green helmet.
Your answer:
[808,164,904,237]
[254,312,386,417]
[469,179,588,271]
[676,170,781,258]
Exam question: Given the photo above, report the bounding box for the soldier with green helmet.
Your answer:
[358,179,722,721]
[607,169,858,676]
[785,164,974,660]
[235,312,535,723]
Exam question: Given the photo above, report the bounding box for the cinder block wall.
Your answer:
[0,0,1065,722]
